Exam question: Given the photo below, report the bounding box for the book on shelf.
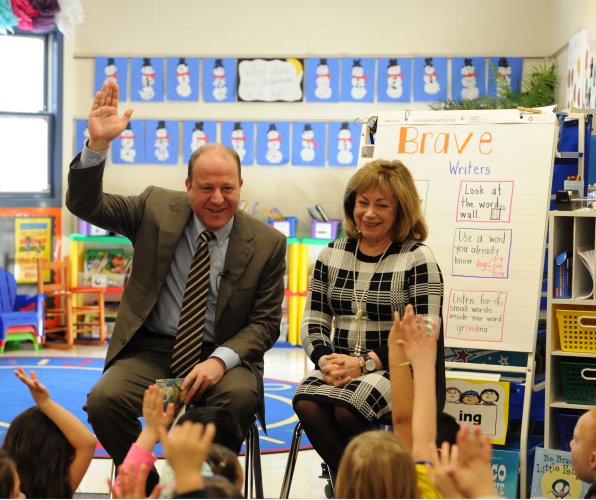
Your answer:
[85,249,131,275]
[575,245,595,300]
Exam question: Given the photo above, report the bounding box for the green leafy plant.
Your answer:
[431,59,560,110]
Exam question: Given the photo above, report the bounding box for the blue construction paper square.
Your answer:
[111,119,145,164]
[182,120,217,165]
[328,121,358,167]
[256,122,290,166]
[166,57,199,101]
[488,57,523,98]
[305,57,340,103]
[94,57,128,97]
[341,57,375,103]
[130,57,164,102]
[377,58,412,103]
[202,58,237,103]
[221,121,254,166]
[291,122,326,166]
[413,57,448,102]
[75,119,90,155]
[145,120,179,164]
[451,57,486,101]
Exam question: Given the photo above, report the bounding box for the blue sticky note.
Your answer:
[488,57,523,98]
[221,121,254,166]
[291,122,326,167]
[256,122,290,166]
[328,121,358,167]
[94,57,128,97]
[75,119,90,155]
[377,58,412,103]
[111,120,145,164]
[341,57,375,103]
[145,120,179,164]
[413,57,448,102]
[202,58,237,103]
[305,57,340,103]
[130,57,164,102]
[166,57,199,101]
[182,120,217,165]
[451,57,486,101]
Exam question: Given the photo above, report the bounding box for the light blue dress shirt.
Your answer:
[75,144,241,371]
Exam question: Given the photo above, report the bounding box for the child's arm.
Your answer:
[14,368,96,493]
[388,308,414,452]
[158,421,216,497]
[108,462,162,499]
[397,311,438,464]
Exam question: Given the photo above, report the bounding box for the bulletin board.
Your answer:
[359,110,557,353]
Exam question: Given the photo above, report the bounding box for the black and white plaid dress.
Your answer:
[293,238,443,422]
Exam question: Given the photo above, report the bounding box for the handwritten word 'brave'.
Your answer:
[398,127,493,155]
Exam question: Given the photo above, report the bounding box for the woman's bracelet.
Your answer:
[388,361,410,368]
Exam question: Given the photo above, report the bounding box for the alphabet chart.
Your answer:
[360,110,557,352]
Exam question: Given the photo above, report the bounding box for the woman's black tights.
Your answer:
[294,399,377,473]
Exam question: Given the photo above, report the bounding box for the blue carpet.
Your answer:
[0,356,311,456]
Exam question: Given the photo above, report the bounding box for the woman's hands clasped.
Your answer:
[320,353,356,386]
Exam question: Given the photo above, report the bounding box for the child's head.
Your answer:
[178,407,243,454]
[336,430,418,499]
[204,476,244,499]
[570,408,596,483]
[460,390,481,405]
[480,388,499,403]
[206,443,244,491]
[2,406,75,499]
[436,411,459,448]
[0,451,24,499]
[446,387,461,402]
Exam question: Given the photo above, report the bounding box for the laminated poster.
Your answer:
[377,57,412,103]
[491,449,519,499]
[443,378,509,444]
[202,58,236,103]
[237,58,304,102]
[566,30,588,109]
[291,121,326,167]
[530,448,590,499]
[221,121,254,166]
[111,119,145,164]
[305,57,340,103]
[145,120,179,164]
[75,119,90,155]
[340,57,375,103]
[256,122,290,166]
[182,120,217,165]
[451,57,486,101]
[328,121,358,167]
[585,23,596,109]
[14,218,52,283]
[166,57,199,102]
[488,57,523,99]
[94,57,128,97]
[413,56,448,102]
[130,57,164,102]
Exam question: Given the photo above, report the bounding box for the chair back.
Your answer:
[36,256,71,294]
[0,267,17,313]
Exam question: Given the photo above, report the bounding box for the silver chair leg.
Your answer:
[108,460,116,499]
[244,426,252,499]
[280,421,303,499]
[244,422,264,499]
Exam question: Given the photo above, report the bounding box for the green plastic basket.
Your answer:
[560,359,596,405]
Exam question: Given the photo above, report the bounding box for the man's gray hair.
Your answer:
[187,143,241,183]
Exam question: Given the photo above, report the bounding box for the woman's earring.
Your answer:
[357,227,361,233]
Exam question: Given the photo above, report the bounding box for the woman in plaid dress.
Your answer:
[293,159,444,482]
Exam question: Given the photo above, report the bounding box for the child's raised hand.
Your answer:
[14,368,50,407]
[142,385,174,434]
[107,462,161,499]
[426,442,463,499]
[388,310,404,351]
[396,305,437,368]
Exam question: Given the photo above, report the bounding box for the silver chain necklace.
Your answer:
[351,239,391,357]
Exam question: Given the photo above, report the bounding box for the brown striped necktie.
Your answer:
[171,230,214,379]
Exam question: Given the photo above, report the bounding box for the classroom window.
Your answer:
[0,32,63,207]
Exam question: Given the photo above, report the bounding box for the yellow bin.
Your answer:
[556,308,596,352]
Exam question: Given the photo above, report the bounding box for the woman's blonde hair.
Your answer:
[336,430,418,499]
[343,159,427,242]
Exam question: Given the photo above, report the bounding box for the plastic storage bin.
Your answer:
[556,307,596,352]
[310,219,340,240]
[268,217,296,238]
[79,272,127,288]
[556,412,582,451]
[560,358,596,404]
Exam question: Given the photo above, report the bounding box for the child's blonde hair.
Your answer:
[336,430,418,499]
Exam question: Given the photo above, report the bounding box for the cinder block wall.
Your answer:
[62,0,553,241]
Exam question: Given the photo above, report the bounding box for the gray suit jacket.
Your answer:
[66,153,287,429]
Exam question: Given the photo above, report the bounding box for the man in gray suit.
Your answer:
[66,81,286,489]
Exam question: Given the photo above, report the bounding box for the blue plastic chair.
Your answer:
[0,267,45,354]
